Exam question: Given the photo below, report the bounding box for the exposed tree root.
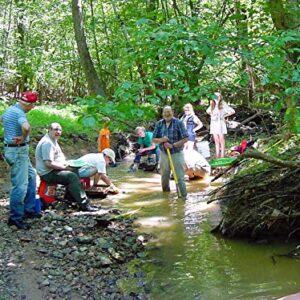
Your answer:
[210,146,300,240]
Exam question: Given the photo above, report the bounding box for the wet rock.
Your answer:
[63,225,73,233]
[108,248,124,262]
[41,279,50,287]
[95,237,112,249]
[49,286,58,293]
[76,236,94,244]
[95,255,113,266]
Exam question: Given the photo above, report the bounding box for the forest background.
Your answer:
[0,0,299,133]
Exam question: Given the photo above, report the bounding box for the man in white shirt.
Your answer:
[183,149,211,179]
[77,148,118,192]
[35,122,96,211]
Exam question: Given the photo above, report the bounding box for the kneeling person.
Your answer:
[35,123,95,211]
[184,149,211,179]
[129,126,159,172]
[78,148,118,193]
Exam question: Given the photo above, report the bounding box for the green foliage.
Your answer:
[0,0,298,133]
[0,103,96,141]
[76,95,157,132]
[28,105,94,137]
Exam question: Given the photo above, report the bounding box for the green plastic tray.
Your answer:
[209,157,237,168]
[66,159,87,168]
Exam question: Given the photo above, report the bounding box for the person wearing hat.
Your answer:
[1,91,39,229]
[77,148,118,193]
[35,122,97,211]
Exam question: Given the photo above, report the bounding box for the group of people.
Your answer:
[1,90,234,229]
[129,93,235,198]
[1,92,117,230]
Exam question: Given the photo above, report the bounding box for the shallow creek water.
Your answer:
[103,159,300,300]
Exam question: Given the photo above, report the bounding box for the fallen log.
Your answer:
[239,149,300,169]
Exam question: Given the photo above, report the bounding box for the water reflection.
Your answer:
[183,192,210,236]
[108,160,300,300]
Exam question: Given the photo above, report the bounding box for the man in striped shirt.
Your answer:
[1,91,39,229]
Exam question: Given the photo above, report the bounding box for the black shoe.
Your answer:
[8,218,31,230]
[80,203,99,212]
[24,212,42,219]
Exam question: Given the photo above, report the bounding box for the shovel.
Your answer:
[166,148,181,198]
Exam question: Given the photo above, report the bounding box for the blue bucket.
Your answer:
[35,197,42,214]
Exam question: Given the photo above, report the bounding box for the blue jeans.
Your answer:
[4,145,36,221]
[134,148,160,164]
[160,151,187,198]
[78,166,97,178]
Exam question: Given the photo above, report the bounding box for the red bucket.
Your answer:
[80,177,91,189]
[38,180,57,205]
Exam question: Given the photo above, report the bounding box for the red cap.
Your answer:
[21,91,38,103]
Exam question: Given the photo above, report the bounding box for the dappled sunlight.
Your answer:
[121,198,165,208]
[125,175,161,183]
[134,216,177,229]
[35,106,77,119]
[119,180,162,193]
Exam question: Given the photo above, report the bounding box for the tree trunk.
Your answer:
[235,0,256,105]
[110,0,148,91]
[268,0,300,63]
[71,0,105,96]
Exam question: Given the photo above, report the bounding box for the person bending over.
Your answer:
[77,148,118,193]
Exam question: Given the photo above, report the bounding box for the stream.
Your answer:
[104,159,300,300]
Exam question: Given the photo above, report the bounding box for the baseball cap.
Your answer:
[102,148,116,163]
[21,91,38,103]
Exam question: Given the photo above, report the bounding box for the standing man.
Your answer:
[153,106,188,198]
[1,91,39,230]
[35,122,96,211]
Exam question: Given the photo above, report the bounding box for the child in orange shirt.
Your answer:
[98,117,111,152]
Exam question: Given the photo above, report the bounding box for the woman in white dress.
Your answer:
[206,93,235,158]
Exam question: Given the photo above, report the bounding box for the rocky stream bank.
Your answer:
[0,189,149,300]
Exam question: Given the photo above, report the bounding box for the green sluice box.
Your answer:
[66,159,86,168]
[209,157,237,168]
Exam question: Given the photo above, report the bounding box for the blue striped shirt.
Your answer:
[153,117,188,153]
[1,103,29,144]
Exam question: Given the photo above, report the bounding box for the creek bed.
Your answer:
[104,160,300,300]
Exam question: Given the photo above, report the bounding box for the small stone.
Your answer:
[52,251,64,259]
[7,262,17,267]
[58,240,68,247]
[49,286,57,293]
[63,226,73,232]
[76,236,93,244]
[41,279,50,286]
[62,287,71,294]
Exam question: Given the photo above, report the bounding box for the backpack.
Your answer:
[142,153,157,172]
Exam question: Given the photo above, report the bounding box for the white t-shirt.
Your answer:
[183,149,210,170]
[80,153,106,174]
[35,133,66,176]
